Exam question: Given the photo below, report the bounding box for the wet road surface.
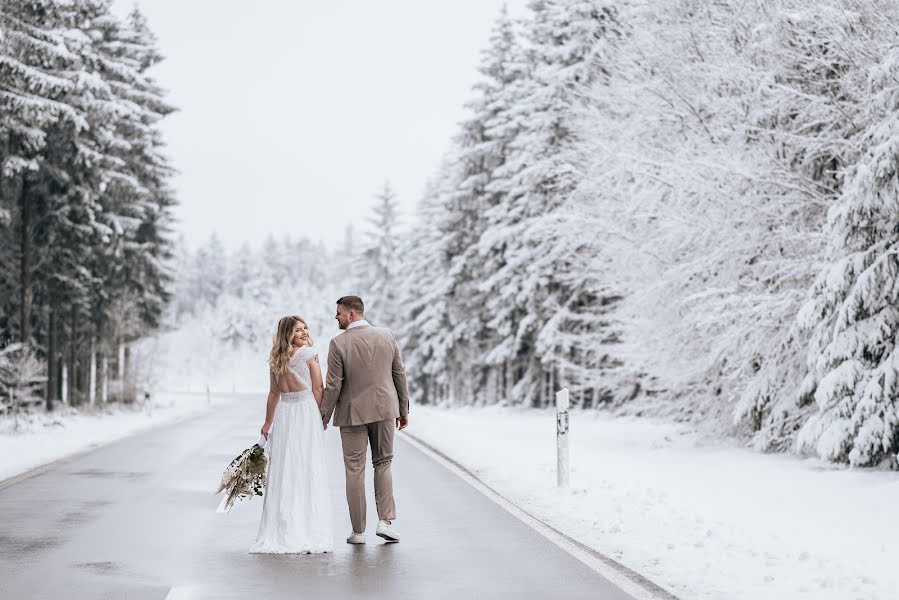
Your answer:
[0,395,636,599]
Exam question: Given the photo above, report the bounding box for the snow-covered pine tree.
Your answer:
[228,242,255,299]
[725,3,893,450]
[0,0,115,406]
[0,0,176,409]
[0,0,84,348]
[91,4,177,361]
[290,237,328,284]
[395,165,458,404]
[478,0,621,406]
[794,46,899,467]
[169,235,196,322]
[336,223,361,293]
[54,2,176,405]
[437,3,530,405]
[0,342,45,429]
[194,233,228,308]
[360,181,401,328]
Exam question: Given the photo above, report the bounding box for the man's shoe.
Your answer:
[376,520,399,543]
[346,532,366,544]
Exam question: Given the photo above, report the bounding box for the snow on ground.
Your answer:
[408,405,899,600]
[0,393,214,482]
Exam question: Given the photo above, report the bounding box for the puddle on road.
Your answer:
[60,510,91,526]
[58,499,113,526]
[0,535,63,558]
[73,560,122,575]
[69,468,151,481]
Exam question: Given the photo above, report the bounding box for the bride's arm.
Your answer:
[261,371,279,439]
[308,358,324,406]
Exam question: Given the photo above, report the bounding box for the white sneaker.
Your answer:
[375,520,399,542]
[346,532,366,544]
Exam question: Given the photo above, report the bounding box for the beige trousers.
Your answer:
[339,419,396,533]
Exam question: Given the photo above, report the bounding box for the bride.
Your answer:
[250,315,333,554]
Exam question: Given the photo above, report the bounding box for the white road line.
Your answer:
[165,585,201,600]
[399,431,680,600]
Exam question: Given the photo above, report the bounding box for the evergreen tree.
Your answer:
[397,162,463,404]
[228,242,255,299]
[0,0,84,347]
[440,4,529,404]
[478,0,621,405]
[194,233,227,308]
[0,0,177,408]
[361,181,401,327]
[0,342,45,429]
[795,48,899,466]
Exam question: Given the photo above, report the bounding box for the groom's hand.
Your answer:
[396,415,409,430]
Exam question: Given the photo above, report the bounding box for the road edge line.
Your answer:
[400,430,681,600]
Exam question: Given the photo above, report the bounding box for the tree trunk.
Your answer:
[89,337,97,407]
[124,344,132,401]
[19,181,32,344]
[552,366,559,403]
[46,307,56,411]
[118,339,125,381]
[68,303,77,405]
[61,363,68,404]
[100,350,108,404]
[540,368,547,408]
[502,361,510,403]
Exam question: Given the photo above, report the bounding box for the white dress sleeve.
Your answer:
[295,346,318,362]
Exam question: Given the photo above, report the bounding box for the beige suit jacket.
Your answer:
[321,324,411,427]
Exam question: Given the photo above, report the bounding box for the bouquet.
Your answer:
[215,436,269,513]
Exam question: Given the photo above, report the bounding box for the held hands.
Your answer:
[396,415,409,431]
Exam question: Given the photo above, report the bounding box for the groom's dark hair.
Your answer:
[337,295,365,315]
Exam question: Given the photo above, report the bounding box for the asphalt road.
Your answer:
[0,395,636,599]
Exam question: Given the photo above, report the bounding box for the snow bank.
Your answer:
[408,405,899,600]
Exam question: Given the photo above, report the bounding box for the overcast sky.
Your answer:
[111,1,528,251]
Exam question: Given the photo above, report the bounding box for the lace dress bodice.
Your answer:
[277,346,318,392]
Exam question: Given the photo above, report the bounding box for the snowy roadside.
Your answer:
[407,405,899,600]
[0,392,215,482]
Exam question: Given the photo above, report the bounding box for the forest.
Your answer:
[4,0,899,469]
[0,1,175,411]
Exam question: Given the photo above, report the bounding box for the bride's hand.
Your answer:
[260,422,272,440]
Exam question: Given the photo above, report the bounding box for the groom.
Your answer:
[320,295,410,544]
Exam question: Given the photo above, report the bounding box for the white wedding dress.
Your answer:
[250,346,333,554]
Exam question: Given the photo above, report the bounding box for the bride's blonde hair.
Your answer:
[268,315,312,374]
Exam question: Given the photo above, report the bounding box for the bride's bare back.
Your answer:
[271,346,323,397]
[275,350,307,393]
